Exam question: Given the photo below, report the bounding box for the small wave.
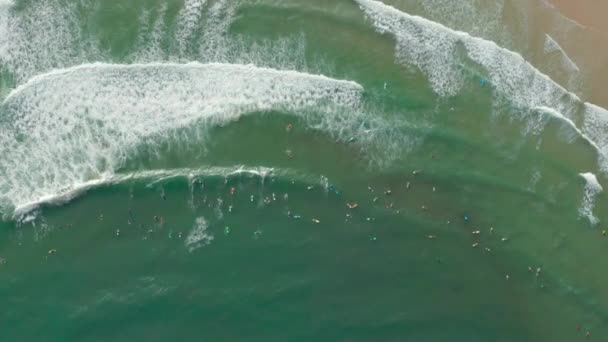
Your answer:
[0,62,366,218]
[544,34,580,73]
[578,172,603,225]
[10,165,320,220]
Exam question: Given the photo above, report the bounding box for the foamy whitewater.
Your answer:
[579,172,603,225]
[0,62,365,217]
[186,216,213,251]
[355,0,608,173]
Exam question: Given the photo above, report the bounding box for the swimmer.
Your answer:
[230,187,236,195]
[286,123,293,132]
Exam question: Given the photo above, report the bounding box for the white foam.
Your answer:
[0,0,14,76]
[418,0,512,48]
[0,62,364,218]
[176,0,207,56]
[132,2,169,63]
[0,0,103,86]
[185,216,213,251]
[578,172,603,225]
[582,104,608,173]
[355,0,608,172]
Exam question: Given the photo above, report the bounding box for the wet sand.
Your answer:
[547,0,608,107]
[550,0,608,33]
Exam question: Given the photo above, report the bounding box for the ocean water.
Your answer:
[0,0,607,340]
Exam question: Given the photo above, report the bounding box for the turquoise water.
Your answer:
[1,0,607,340]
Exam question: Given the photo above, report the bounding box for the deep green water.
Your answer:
[1,0,607,340]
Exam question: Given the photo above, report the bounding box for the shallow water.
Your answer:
[0,0,607,340]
